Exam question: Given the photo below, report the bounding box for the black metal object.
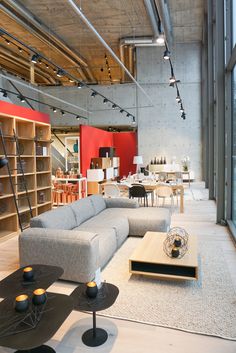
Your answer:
[129,184,150,207]
[71,282,119,347]
[99,147,116,157]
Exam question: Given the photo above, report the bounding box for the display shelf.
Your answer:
[37,188,52,205]
[53,177,87,205]
[0,110,52,237]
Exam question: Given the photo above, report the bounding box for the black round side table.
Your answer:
[70,282,119,347]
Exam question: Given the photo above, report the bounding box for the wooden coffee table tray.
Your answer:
[129,231,198,281]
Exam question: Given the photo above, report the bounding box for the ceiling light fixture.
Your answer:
[180,104,184,113]
[155,33,165,45]
[126,113,130,117]
[52,107,57,113]
[18,47,22,52]
[56,69,64,77]
[5,39,10,45]
[1,90,7,97]
[61,110,65,115]
[45,64,49,69]
[76,116,80,120]
[120,109,124,113]
[103,98,108,104]
[91,91,97,98]
[112,104,116,109]
[163,49,170,60]
[77,82,84,89]
[18,95,25,102]
[31,54,40,63]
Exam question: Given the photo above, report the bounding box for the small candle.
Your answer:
[171,247,180,258]
[15,294,29,312]
[174,236,182,247]
[23,267,34,281]
[32,288,47,305]
[86,281,98,298]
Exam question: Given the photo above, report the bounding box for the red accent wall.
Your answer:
[80,125,137,177]
[113,132,137,177]
[0,100,50,124]
[80,126,114,176]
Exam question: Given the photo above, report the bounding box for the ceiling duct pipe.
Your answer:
[144,0,162,41]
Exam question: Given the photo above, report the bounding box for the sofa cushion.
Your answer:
[70,197,95,226]
[105,197,139,208]
[76,227,117,269]
[76,211,129,248]
[89,194,106,215]
[30,205,77,230]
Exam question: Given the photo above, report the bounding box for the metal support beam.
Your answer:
[207,0,215,200]
[215,0,225,222]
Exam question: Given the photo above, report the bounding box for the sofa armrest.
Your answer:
[19,228,99,283]
[105,197,139,208]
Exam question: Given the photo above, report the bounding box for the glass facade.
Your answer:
[232,66,236,226]
[233,0,236,46]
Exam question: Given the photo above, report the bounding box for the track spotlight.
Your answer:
[56,69,64,77]
[103,98,108,104]
[176,96,181,103]
[52,107,57,113]
[5,39,10,45]
[31,54,39,63]
[163,49,170,60]
[91,91,97,98]
[77,82,84,89]
[120,109,124,113]
[181,112,186,120]
[45,64,49,69]
[69,78,74,83]
[76,116,80,120]
[131,117,136,126]
[155,33,165,45]
[1,90,7,98]
[61,110,65,115]
[169,76,176,84]
[18,47,22,52]
[126,113,130,117]
[112,104,116,109]
[180,104,184,113]
[18,95,25,102]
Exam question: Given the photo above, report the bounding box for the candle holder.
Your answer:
[15,294,29,312]
[163,227,189,259]
[86,282,98,298]
[23,267,34,281]
[32,288,47,305]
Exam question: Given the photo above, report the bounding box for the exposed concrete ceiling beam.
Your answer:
[1,0,96,83]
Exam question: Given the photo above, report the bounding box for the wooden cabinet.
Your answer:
[0,114,52,239]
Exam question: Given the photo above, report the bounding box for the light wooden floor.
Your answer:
[0,182,236,353]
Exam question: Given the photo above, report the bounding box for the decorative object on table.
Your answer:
[133,155,143,174]
[32,288,47,305]
[23,266,34,281]
[163,227,189,259]
[86,281,98,298]
[95,162,99,169]
[38,192,46,204]
[181,155,190,171]
[14,294,29,312]
[90,161,95,169]
[150,159,153,165]
[164,156,166,164]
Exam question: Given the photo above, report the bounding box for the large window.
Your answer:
[233,0,236,46]
[232,66,236,226]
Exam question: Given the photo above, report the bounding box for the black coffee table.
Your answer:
[71,282,119,347]
[0,292,73,353]
[0,264,63,298]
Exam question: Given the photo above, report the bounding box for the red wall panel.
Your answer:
[80,125,137,177]
[113,132,137,177]
[80,125,114,176]
[0,100,50,124]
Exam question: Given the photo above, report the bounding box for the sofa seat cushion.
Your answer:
[76,210,129,248]
[75,227,117,268]
[127,207,171,236]
[89,195,106,215]
[70,197,95,226]
[30,205,77,230]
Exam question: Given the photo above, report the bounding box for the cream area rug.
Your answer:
[101,237,236,340]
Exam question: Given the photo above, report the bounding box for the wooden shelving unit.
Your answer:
[0,114,52,239]
[52,177,87,206]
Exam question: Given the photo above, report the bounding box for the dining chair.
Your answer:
[129,184,149,207]
[158,172,167,182]
[174,172,183,205]
[103,183,120,198]
[155,185,174,211]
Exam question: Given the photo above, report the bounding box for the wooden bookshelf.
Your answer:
[0,114,52,238]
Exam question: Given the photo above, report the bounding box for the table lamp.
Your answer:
[133,155,143,174]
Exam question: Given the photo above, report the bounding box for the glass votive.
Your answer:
[15,294,29,312]
[86,281,98,298]
[174,236,182,248]
[171,247,180,258]
[32,288,47,305]
[23,267,34,281]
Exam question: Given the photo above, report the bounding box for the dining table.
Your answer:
[102,180,184,213]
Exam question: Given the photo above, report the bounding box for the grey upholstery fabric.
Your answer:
[76,227,117,268]
[30,205,77,230]
[77,212,129,248]
[105,197,139,208]
[19,228,99,282]
[89,194,106,215]
[70,197,95,226]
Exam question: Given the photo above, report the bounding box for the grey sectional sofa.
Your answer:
[19,195,171,283]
